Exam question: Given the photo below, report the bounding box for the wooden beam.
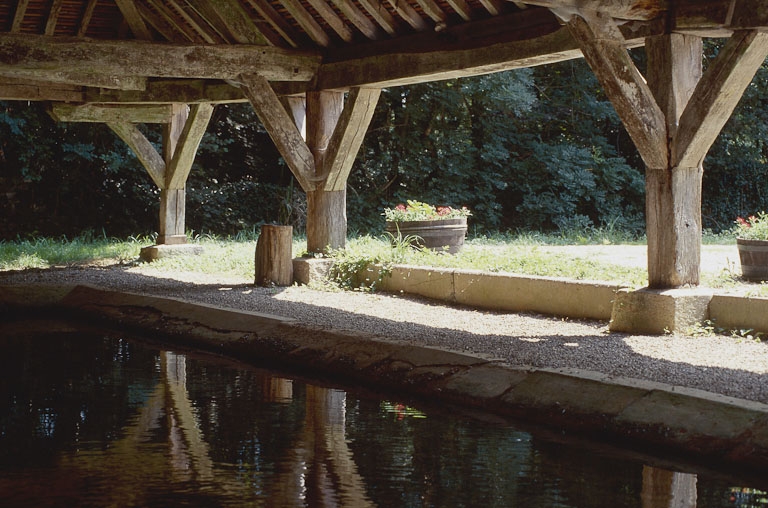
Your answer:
[323,88,381,191]
[526,0,665,20]
[414,0,448,24]
[444,0,473,21]
[11,0,29,33]
[306,0,355,42]
[49,104,178,123]
[244,0,303,47]
[386,0,428,31]
[478,0,504,16]
[357,0,398,35]
[239,73,315,190]
[205,0,271,45]
[114,0,154,40]
[108,122,166,189]
[566,12,667,169]
[143,0,202,43]
[45,0,65,36]
[85,80,251,104]
[167,103,215,188]
[0,70,147,90]
[0,34,321,82]
[165,0,226,44]
[0,79,83,102]
[280,0,332,47]
[330,0,383,40]
[674,30,768,168]
[77,0,98,37]
[317,17,590,89]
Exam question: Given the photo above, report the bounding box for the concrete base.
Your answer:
[609,287,714,335]
[139,243,203,262]
[292,257,334,285]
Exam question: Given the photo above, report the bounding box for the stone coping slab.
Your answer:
[2,283,768,474]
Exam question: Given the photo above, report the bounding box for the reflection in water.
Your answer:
[0,330,764,507]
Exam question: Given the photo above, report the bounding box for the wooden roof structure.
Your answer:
[2,1,768,296]
[1,1,762,102]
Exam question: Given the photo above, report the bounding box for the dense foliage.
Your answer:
[1,52,767,240]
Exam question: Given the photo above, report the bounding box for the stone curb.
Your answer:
[2,283,768,472]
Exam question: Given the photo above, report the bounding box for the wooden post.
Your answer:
[306,90,346,253]
[645,34,703,287]
[159,104,189,244]
[255,224,294,286]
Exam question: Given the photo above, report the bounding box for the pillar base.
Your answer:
[609,287,713,335]
[140,244,203,262]
[292,257,334,285]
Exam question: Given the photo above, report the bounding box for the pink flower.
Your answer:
[395,204,407,211]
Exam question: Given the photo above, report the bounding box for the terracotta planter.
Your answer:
[737,238,768,281]
[385,218,468,254]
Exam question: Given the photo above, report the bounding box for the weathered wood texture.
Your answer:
[0,34,320,82]
[567,13,667,169]
[50,104,177,123]
[645,34,703,288]
[255,225,294,286]
[107,122,166,188]
[159,188,187,244]
[306,189,347,253]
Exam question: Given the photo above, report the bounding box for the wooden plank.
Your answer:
[184,0,233,42]
[330,0,383,40]
[306,0,354,42]
[77,0,99,37]
[245,0,303,47]
[144,0,204,43]
[85,79,251,104]
[240,73,315,190]
[279,0,332,47]
[323,87,381,191]
[386,0,427,31]
[415,0,448,24]
[114,0,154,40]
[165,0,226,44]
[0,69,147,90]
[567,13,667,169]
[108,122,166,189]
[0,34,322,82]
[206,0,271,45]
[281,96,307,139]
[0,81,83,102]
[357,0,398,35]
[50,103,177,123]
[45,0,65,36]
[11,0,29,33]
[167,103,215,189]
[478,0,504,16]
[444,0,473,21]
[674,30,768,168]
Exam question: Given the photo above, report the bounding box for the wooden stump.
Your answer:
[255,225,293,286]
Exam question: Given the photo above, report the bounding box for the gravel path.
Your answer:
[2,262,767,404]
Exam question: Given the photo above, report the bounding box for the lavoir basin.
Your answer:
[1,321,766,507]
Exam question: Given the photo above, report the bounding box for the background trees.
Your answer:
[1,56,767,240]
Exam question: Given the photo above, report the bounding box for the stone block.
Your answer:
[710,294,768,335]
[139,243,203,262]
[609,287,713,334]
[378,264,455,301]
[292,257,334,285]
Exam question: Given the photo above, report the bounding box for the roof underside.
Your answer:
[0,0,764,103]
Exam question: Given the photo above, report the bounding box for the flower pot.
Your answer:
[737,238,768,281]
[385,218,468,254]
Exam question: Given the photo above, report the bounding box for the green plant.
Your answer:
[735,212,768,240]
[383,200,471,222]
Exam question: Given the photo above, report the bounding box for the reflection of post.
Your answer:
[261,376,293,403]
[641,466,697,508]
[163,351,215,483]
[306,385,374,507]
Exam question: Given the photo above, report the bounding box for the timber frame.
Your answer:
[2,1,768,287]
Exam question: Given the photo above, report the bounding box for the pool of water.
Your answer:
[0,322,766,507]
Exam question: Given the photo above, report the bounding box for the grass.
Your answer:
[0,229,748,293]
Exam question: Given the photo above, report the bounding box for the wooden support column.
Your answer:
[159,104,189,245]
[645,34,703,287]
[107,103,214,245]
[241,73,380,254]
[306,90,346,253]
[568,12,768,288]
